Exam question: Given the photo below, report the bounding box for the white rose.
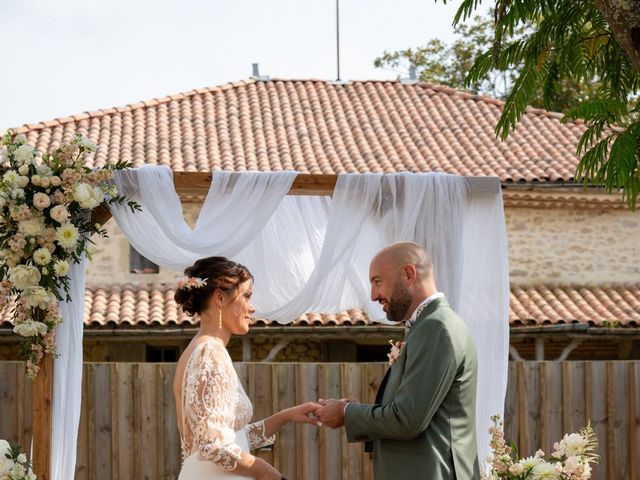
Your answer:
[0,456,14,477]
[13,144,35,163]
[15,175,29,188]
[31,174,41,186]
[8,264,41,289]
[18,216,45,236]
[16,453,27,464]
[0,439,10,459]
[36,164,52,176]
[563,456,580,475]
[23,286,55,309]
[13,320,48,337]
[560,433,589,457]
[33,192,51,210]
[11,188,25,200]
[18,164,29,175]
[50,175,61,186]
[10,461,26,478]
[79,136,97,152]
[73,183,92,203]
[40,176,51,188]
[74,183,103,209]
[53,259,70,276]
[509,463,524,475]
[50,204,70,223]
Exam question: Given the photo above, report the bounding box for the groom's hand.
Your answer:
[316,398,355,428]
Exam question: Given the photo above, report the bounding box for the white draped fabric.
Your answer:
[51,256,87,480]
[53,166,509,478]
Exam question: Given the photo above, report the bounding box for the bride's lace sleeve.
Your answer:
[183,343,243,472]
[245,420,276,450]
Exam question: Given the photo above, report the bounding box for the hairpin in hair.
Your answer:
[176,276,208,290]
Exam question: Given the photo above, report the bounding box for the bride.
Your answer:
[173,257,321,479]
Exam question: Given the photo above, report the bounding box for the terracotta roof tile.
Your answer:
[510,284,640,327]
[3,284,638,330]
[11,79,588,183]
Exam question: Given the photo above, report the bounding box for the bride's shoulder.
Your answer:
[187,337,229,362]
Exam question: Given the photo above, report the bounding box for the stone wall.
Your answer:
[506,207,640,285]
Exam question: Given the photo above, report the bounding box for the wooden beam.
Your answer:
[170,172,500,196]
[32,354,53,480]
[171,172,340,196]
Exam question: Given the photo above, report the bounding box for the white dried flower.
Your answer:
[33,247,52,265]
[53,259,70,276]
[56,222,80,250]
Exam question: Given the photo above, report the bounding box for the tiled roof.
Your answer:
[13,79,587,183]
[510,284,640,328]
[3,283,638,330]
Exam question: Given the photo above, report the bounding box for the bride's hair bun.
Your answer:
[174,257,253,316]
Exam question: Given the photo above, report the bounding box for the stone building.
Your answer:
[1,78,639,362]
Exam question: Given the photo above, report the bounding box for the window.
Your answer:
[129,244,159,274]
[146,345,179,363]
[356,343,390,362]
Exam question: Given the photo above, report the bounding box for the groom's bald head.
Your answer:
[369,242,436,322]
[372,242,433,281]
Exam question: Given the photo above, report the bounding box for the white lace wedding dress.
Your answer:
[178,339,275,479]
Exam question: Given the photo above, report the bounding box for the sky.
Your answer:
[0,0,479,129]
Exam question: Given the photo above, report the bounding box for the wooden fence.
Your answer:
[1,361,639,480]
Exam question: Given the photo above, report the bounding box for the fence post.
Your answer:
[32,354,53,480]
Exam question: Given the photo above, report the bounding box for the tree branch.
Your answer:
[595,0,640,72]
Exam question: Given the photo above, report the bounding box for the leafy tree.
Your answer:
[375,12,600,113]
[436,0,640,208]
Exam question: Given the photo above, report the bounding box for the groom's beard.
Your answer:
[386,278,412,323]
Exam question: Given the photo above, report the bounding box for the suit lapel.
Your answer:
[375,367,392,404]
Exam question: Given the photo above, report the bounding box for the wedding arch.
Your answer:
[32,168,509,480]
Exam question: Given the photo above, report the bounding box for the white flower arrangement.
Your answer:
[483,415,598,480]
[0,131,141,379]
[0,439,36,480]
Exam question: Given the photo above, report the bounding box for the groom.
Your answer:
[315,242,480,480]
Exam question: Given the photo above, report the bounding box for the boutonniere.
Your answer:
[387,340,404,366]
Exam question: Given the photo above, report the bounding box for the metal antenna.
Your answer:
[336,0,341,81]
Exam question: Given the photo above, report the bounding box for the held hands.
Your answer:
[315,398,358,429]
[284,402,323,427]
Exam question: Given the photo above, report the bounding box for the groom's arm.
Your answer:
[345,318,458,442]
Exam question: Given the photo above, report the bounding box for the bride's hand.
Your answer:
[284,401,322,426]
[254,457,287,480]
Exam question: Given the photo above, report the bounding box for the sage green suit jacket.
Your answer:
[344,297,480,480]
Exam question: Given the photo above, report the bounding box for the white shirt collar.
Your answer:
[407,292,445,325]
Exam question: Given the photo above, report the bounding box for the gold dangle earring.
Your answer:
[218,308,223,330]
